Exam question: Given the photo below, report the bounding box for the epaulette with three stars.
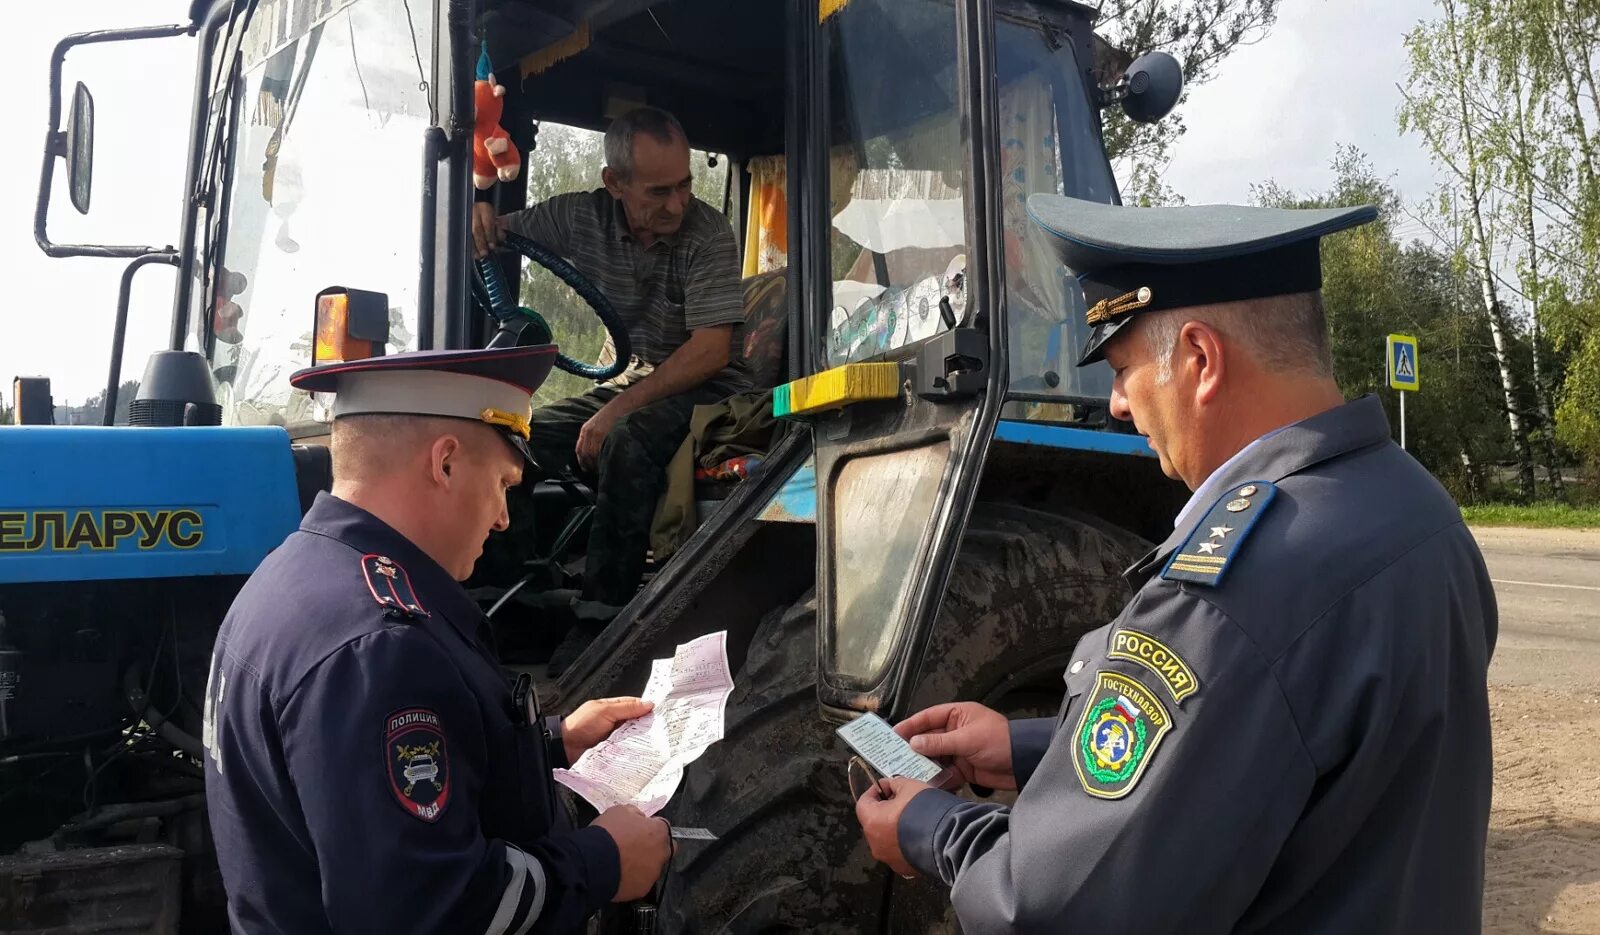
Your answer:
[1161,480,1278,587]
[361,553,431,620]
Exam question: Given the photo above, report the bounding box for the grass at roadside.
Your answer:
[1462,502,1600,529]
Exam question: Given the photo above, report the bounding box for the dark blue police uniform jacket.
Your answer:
[203,492,617,933]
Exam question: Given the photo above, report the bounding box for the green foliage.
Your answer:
[1555,328,1600,469]
[1098,0,1279,160]
[1461,502,1600,528]
[1396,0,1600,491]
[1120,159,1187,207]
[51,380,142,426]
[1252,148,1513,501]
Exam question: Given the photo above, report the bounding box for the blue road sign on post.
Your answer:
[1387,334,1419,390]
[1385,334,1419,450]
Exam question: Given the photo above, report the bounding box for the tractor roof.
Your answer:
[190,0,1121,159]
[486,0,1109,158]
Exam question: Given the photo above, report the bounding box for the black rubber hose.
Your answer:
[57,794,206,835]
[123,664,204,758]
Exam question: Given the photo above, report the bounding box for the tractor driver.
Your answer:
[471,105,747,672]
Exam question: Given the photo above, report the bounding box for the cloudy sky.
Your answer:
[1,0,194,408]
[1164,0,1442,241]
[0,0,1447,407]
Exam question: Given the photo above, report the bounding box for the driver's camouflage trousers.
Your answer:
[514,384,724,606]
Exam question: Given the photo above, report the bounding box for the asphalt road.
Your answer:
[1473,526,1600,934]
[1473,526,1600,692]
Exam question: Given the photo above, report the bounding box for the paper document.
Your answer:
[553,631,735,815]
[835,712,944,784]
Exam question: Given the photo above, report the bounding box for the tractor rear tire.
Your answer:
[655,502,1146,934]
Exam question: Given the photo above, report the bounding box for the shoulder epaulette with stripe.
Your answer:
[1161,480,1278,587]
[361,553,430,620]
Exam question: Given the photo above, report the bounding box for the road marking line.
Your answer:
[1491,577,1600,593]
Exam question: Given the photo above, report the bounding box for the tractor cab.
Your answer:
[16,0,1186,928]
[150,0,1168,669]
[460,0,1151,668]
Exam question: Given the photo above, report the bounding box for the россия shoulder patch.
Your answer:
[1108,628,1199,705]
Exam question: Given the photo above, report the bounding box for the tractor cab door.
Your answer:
[799,0,1008,718]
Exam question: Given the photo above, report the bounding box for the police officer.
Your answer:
[854,196,1498,933]
[203,345,672,933]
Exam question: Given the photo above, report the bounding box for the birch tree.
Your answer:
[1472,0,1566,495]
[1399,0,1537,499]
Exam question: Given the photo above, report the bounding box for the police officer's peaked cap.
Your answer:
[290,346,557,462]
[1025,194,1379,366]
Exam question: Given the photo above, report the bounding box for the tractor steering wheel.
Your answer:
[471,230,632,382]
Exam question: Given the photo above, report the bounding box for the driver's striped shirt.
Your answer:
[504,188,749,394]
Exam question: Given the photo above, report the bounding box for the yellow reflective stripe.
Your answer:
[774,362,901,418]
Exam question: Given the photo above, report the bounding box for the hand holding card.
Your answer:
[835,712,960,793]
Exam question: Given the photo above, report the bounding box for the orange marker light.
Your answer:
[314,292,376,365]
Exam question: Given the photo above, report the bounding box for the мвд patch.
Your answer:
[386,708,451,822]
[1073,671,1173,800]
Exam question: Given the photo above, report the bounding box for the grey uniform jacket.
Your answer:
[897,394,1498,934]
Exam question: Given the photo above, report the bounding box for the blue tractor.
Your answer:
[5,0,1186,930]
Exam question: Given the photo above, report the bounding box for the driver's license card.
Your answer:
[835,712,943,784]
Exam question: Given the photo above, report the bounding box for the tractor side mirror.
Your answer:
[1120,51,1183,124]
[36,21,190,258]
[65,82,95,215]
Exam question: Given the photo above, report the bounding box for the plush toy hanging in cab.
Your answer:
[473,47,520,191]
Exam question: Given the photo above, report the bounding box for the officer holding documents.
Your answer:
[202,345,671,934]
[854,196,1499,933]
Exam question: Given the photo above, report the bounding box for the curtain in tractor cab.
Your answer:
[495,1,663,79]
[742,151,863,279]
[743,157,789,278]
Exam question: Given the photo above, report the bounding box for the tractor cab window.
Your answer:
[819,2,1119,412]
[200,0,432,433]
[824,0,968,368]
[994,12,1119,415]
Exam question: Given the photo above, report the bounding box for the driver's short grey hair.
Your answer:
[604,106,687,181]
[1142,291,1333,384]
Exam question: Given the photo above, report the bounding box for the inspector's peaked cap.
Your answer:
[1025,194,1379,365]
[290,346,558,462]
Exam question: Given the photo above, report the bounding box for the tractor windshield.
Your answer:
[822,3,1116,406]
[822,0,968,369]
[196,0,434,433]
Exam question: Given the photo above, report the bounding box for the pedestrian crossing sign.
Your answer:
[1387,334,1419,391]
